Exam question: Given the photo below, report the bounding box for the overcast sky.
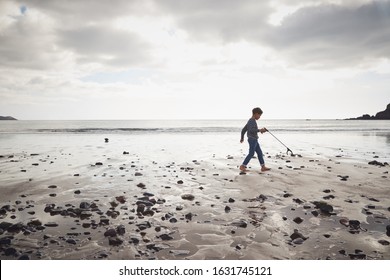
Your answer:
[0,0,389,120]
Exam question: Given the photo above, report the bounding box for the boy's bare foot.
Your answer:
[239,165,247,172]
[261,166,271,172]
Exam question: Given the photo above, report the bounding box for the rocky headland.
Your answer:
[347,103,390,120]
[0,116,17,121]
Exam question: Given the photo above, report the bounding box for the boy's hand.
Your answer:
[240,139,244,143]
[260,127,267,134]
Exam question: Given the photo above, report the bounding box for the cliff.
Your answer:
[0,116,17,120]
[347,103,390,120]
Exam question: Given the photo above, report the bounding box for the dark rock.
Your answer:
[44,204,55,213]
[79,202,91,209]
[137,183,146,189]
[177,180,184,184]
[349,220,361,229]
[18,255,30,260]
[0,116,17,120]
[181,194,195,201]
[368,160,386,167]
[0,236,13,245]
[290,229,308,241]
[158,234,173,241]
[74,190,81,194]
[378,240,390,246]
[80,211,92,219]
[349,253,366,260]
[312,201,334,214]
[104,138,109,143]
[104,228,117,237]
[116,225,126,235]
[293,198,304,204]
[323,234,331,238]
[135,172,143,176]
[0,222,13,230]
[228,198,235,203]
[66,239,77,245]
[44,222,58,227]
[115,196,126,204]
[185,213,193,220]
[293,217,304,224]
[95,162,103,166]
[48,185,57,189]
[5,247,17,256]
[108,237,123,246]
[225,206,231,213]
[7,223,24,233]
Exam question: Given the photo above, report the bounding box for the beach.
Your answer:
[0,120,389,260]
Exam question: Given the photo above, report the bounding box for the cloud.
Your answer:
[58,25,151,67]
[262,1,390,67]
[152,0,273,42]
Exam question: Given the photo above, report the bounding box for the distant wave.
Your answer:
[26,127,390,134]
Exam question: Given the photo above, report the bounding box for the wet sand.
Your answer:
[0,135,389,260]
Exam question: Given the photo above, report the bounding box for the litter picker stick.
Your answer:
[266,129,294,156]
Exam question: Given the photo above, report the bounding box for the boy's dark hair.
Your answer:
[252,107,263,115]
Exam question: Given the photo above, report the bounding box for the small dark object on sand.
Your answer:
[105,138,109,143]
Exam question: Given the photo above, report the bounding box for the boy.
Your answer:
[240,107,270,172]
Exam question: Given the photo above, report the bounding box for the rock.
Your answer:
[0,222,13,231]
[104,228,117,237]
[185,213,193,220]
[18,255,30,260]
[66,239,77,245]
[95,162,103,166]
[44,222,58,227]
[181,194,195,201]
[293,217,304,224]
[225,206,231,213]
[349,253,366,260]
[231,220,248,228]
[378,240,390,246]
[312,201,334,214]
[7,223,24,233]
[348,220,361,229]
[0,237,13,245]
[135,172,143,176]
[48,185,57,189]
[5,247,17,256]
[137,183,146,189]
[228,198,235,203]
[290,229,308,241]
[177,180,184,184]
[104,138,109,143]
[115,196,126,204]
[116,225,126,235]
[339,218,349,227]
[108,237,123,246]
[80,211,92,219]
[158,234,173,241]
[368,160,386,167]
[292,238,305,245]
[136,204,146,214]
[79,202,91,209]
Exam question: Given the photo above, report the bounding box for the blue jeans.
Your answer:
[242,138,265,166]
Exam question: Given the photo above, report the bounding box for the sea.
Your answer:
[0,119,389,163]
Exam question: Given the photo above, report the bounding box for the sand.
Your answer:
[0,134,389,260]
